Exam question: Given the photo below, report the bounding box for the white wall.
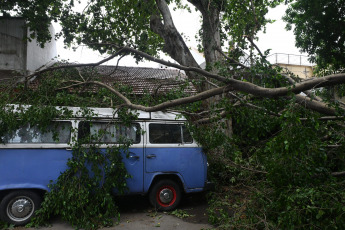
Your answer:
[0,17,57,76]
[26,24,57,73]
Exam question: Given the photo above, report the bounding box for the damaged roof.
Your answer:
[95,66,196,95]
[31,65,197,95]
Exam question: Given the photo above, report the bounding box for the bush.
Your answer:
[203,101,345,229]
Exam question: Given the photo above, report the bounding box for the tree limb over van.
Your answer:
[22,46,345,116]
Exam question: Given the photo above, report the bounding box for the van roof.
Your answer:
[7,104,187,121]
[69,106,186,120]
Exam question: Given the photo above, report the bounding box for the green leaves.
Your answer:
[59,0,164,60]
[27,112,132,229]
[0,0,64,46]
[222,0,284,50]
[0,103,133,229]
[283,0,345,69]
[197,75,345,229]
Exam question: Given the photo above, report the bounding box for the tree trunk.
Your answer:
[188,0,222,68]
[149,0,209,94]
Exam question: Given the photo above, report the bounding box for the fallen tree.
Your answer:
[2,0,345,229]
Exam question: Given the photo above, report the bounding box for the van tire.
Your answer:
[0,190,42,226]
[149,179,181,211]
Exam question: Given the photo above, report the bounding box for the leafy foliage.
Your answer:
[0,0,63,46]
[202,96,345,229]
[0,72,139,229]
[2,1,345,229]
[0,221,11,229]
[222,0,283,49]
[29,121,131,229]
[284,0,345,69]
[59,0,164,59]
[1,0,282,63]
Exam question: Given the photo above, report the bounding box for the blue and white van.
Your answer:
[0,106,212,225]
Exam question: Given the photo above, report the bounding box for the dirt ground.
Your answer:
[117,192,211,224]
[14,192,214,230]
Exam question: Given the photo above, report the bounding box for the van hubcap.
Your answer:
[159,188,174,203]
[7,198,34,221]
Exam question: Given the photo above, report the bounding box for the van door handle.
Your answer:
[129,155,140,160]
[146,154,156,159]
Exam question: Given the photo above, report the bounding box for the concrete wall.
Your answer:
[0,17,56,78]
[0,18,26,74]
[26,24,57,72]
[277,63,315,79]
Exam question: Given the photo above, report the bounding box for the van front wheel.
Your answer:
[149,179,181,211]
[0,190,42,226]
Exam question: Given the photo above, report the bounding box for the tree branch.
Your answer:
[227,159,268,174]
[26,47,128,81]
[61,80,233,112]
[23,45,345,115]
[331,171,345,177]
[295,94,337,116]
[155,0,175,27]
[113,47,345,98]
[299,116,344,121]
[246,36,264,58]
[216,47,248,68]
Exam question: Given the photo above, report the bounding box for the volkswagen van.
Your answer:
[0,106,212,225]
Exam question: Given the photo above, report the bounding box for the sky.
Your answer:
[55,3,308,68]
[257,4,302,55]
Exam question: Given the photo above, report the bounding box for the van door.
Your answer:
[78,121,144,193]
[120,123,144,193]
[144,122,206,190]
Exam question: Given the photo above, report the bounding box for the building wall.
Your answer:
[0,17,56,79]
[277,63,314,79]
[0,18,26,74]
[26,24,57,72]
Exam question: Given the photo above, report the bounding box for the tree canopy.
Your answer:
[0,0,62,46]
[1,0,281,64]
[284,0,345,70]
[2,0,345,115]
[1,0,345,229]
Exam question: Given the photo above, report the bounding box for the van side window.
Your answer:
[78,122,141,144]
[2,121,72,144]
[182,125,193,143]
[149,124,193,144]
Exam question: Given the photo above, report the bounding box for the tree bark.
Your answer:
[188,0,222,67]
[149,0,206,92]
[150,0,200,70]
